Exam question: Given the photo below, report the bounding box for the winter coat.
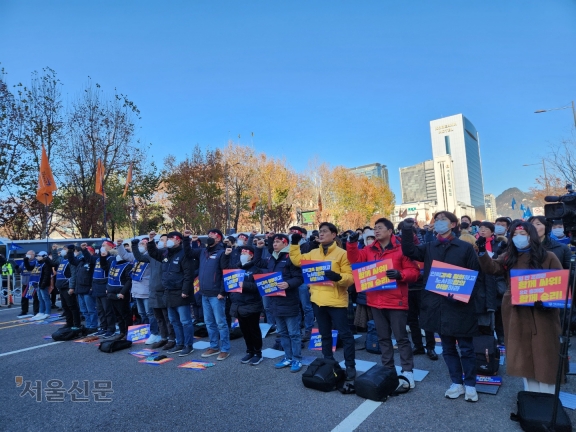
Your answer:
[134,241,164,308]
[67,249,93,295]
[346,236,420,310]
[542,237,571,270]
[24,257,54,289]
[253,247,303,317]
[148,240,195,308]
[401,228,480,338]
[117,244,150,299]
[89,253,114,298]
[187,241,228,297]
[289,241,353,308]
[479,251,563,384]
[226,260,264,318]
[100,257,133,300]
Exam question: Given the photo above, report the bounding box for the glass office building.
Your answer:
[399,160,436,203]
[349,163,389,185]
[430,114,485,210]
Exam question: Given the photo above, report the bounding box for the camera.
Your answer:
[544,184,576,244]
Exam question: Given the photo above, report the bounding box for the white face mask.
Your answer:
[138,246,146,253]
[512,235,530,250]
[434,220,451,235]
[366,239,375,246]
[237,239,245,247]
[157,241,165,248]
[166,239,176,248]
[60,250,67,257]
[116,256,124,263]
[26,254,33,260]
[240,254,250,265]
[494,225,506,235]
[552,228,565,238]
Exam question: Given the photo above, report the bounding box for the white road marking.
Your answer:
[0,341,63,357]
[331,399,382,432]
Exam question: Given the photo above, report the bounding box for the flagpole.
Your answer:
[44,194,49,252]
[102,188,109,239]
[130,190,137,238]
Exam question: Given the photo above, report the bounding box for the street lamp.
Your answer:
[523,159,549,193]
[534,101,576,128]
[225,162,241,235]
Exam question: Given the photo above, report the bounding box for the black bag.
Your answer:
[229,325,243,340]
[354,365,409,401]
[302,358,346,392]
[98,339,133,353]
[365,320,381,354]
[194,323,208,338]
[473,335,500,376]
[51,327,86,341]
[511,391,572,432]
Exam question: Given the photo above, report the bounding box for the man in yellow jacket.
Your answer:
[289,222,356,380]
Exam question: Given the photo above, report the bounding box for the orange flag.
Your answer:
[36,144,57,205]
[318,193,323,212]
[122,163,133,198]
[95,159,106,197]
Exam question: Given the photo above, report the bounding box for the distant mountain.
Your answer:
[494,187,543,218]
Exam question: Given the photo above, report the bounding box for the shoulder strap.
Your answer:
[391,377,411,396]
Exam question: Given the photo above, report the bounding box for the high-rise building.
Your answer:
[433,155,458,213]
[349,163,389,185]
[430,114,485,213]
[399,160,436,203]
[484,194,497,221]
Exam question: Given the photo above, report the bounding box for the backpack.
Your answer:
[98,339,133,353]
[473,335,500,376]
[229,326,243,340]
[52,327,86,341]
[365,320,381,354]
[194,323,209,338]
[302,358,346,392]
[354,365,410,402]
[511,391,572,432]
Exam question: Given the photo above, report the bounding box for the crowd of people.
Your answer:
[0,211,573,403]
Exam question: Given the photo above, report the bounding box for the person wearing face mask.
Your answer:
[550,220,571,246]
[136,233,177,350]
[117,238,160,345]
[236,233,249,248]
[89,241,117,338]
[100,249,134,340]
[186,229,232,360]
[493,217,510,255]
[18,251,39,319]
[363,231,376,247]
[402,212,482,402]
[289,225,315,342]
[67,244,99,334]
[478,221,563,394]
[24,251,55,320]
[51,245,82,329]
[226,245,265,365]
[290,223,355,379]
[148,231,196,356]
[528,216,571,270]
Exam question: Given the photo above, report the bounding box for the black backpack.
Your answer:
[354,365,410,402]
[98,339,133,353]
[302,358,346,392]
[52,327,86,341]
[511,391,572,432]
[229,326,243,340]
[365,320,381,354]
[194,323,209,338]
[473,335,500,376]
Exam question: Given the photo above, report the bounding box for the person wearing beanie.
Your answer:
[289,222,356,380]
[185,228,232,361]
[253,233,304,372]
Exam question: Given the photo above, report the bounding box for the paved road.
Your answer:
[1,306,575,432]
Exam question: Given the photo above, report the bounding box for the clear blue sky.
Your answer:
[1,0,575,203]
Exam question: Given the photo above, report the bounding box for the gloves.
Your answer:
[403,218,415,230]
[131,238,140,245]
[446,293,457,303]
[533,300,548,311]
[324,270,342,282]
[291,233,302,245]
[385,269,402,280]
[67,244,75,250]
[348,232,360,243]
[476,236,487,253]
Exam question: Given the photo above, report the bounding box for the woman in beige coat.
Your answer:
[477,220,563,394]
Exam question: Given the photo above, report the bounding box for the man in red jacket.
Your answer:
[347,217,421,388]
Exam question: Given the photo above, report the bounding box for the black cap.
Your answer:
[273,234,289,244]
[167,231,183,240]
[240,245,255,255]
[208,229,224,240]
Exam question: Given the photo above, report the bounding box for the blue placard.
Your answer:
[301,260,332,286]
[254,272,285,296]
[424,260,478,303]
[223,269,246,292]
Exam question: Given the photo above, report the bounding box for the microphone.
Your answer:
[544,196,560,202]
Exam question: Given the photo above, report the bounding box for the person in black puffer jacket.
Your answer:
[226,245,265,365]
[101,254,133,340]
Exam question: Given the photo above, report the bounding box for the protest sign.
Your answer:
[510,269,570,308]
[351,259,397,292]
[301,260,332,286]
[254,272,286,297]
[223,269,245,293]
[424,260,478,303]
[308,329,338,352]
[127,324,150,342]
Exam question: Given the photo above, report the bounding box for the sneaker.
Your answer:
[86,328,99,336]
[426,349,439,361]
[346,367,357,381]
[445,383,465,399]
[201,348,221,357]
[241,354,254,364]
[249,355,263,366]
[290,360,303,373]
[412,346,426,355]
[18,314,33,319]
[217,352,230,361]
[42,313,51,319]
[95,329,107,336]
[401,371,415,389]
[102,331,115,338]
[145,334,160,345]
[167,344,184,354]
[465,385,478,402]
[269,325,277,334]
[30,313,44,321]
[151,339,168,349]
[271,341,283,351]
[274,358,292,369]
[179,346,194,357]
[162,340,176,351]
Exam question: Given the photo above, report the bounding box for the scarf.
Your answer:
[272,245,290,260]
[437,232,455,243]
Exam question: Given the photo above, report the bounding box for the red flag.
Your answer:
[318,193,323,212]
[122,163,133,198]
[36,144,57,205]
[95,159,106,197]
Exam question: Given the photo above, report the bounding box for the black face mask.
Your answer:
[206,237,215,247]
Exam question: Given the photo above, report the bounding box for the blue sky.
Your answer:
[1,0,575,203]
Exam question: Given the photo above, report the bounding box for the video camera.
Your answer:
[544,184,576,244]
